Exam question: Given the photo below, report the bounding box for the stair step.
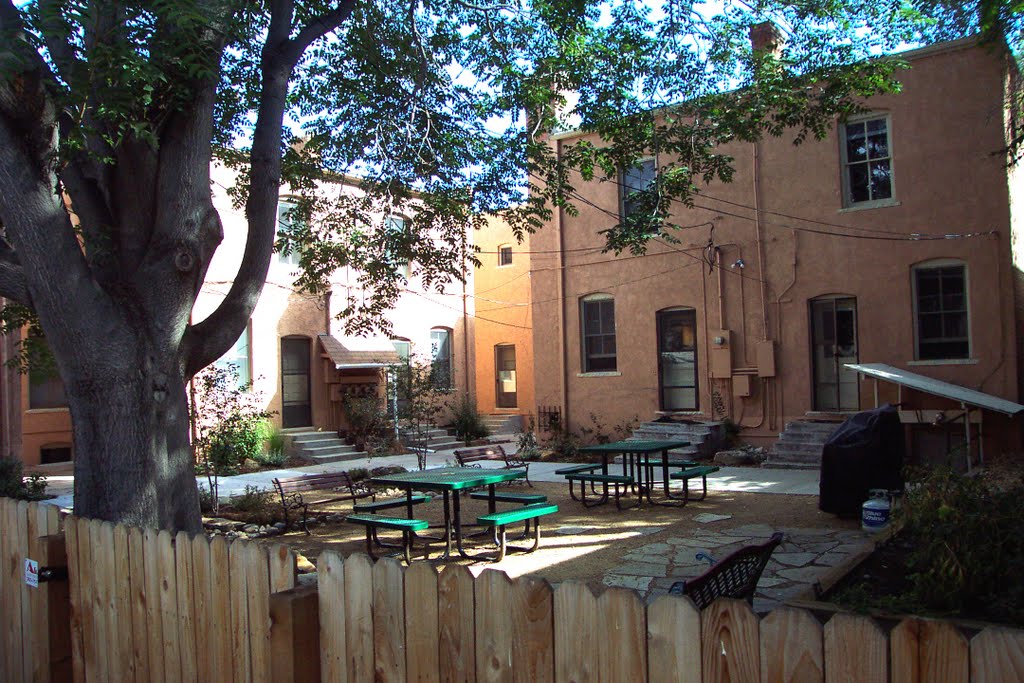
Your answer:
[762,459,821,470]
[302,450,370,464]
[297,444,360,457]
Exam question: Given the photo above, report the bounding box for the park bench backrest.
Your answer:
[273,472,360,495]
[454,445,506,466]
[679,532,784,610]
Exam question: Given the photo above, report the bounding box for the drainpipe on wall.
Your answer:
[462,235,471,398]
[556,138,570,427]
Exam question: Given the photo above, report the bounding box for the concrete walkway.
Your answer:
[39,444,821,510]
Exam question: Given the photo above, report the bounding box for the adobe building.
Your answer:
[530,36,1024,465]
[471,215,535,431]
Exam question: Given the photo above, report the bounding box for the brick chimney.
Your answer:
[749,22,783,58]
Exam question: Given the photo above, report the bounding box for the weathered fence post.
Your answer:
[269,584,321,683]
[38,533,72,683]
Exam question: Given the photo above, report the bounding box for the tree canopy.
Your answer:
[0,0,964,529]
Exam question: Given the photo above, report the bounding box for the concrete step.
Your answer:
[302,450,370,464]
[761,459,821,470]
[772,442,827,457]
[781,421,842,435]
[297,444,361,458]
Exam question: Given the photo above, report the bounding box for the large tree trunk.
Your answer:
[68,349,201,532]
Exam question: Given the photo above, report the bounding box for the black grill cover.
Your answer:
[818,404,904,515]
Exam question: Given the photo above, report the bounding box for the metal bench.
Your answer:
[669,532,784,610]
[345,514,430,564]
[668,465,720,505]
[469,491,548,536]
[476,503,558,561]
[454,445,532,486]
[353,494,432,512]
[564,472,636,509]
[272,471,374,532]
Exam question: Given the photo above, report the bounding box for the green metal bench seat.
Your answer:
[553,463,601,475]
[353,494,431,512]
[476,503,559,561]
[668,465,720,505]
[564,472,636,509]
[345,514,430,563]
[468,491,547,505]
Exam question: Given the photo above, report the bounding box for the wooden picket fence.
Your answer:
[4,495,1024,682]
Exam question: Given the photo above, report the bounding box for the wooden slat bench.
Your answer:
[477,503,558,561]
[345,514,430,564]
[272,471,374,532]
[454,445,532,486]
[668,465,720,505]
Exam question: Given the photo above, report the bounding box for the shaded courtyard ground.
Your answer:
[34,450,872,612]
[260,479,870,612]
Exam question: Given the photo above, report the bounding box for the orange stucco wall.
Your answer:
[471,216,535,417]
[531,39,1021,452]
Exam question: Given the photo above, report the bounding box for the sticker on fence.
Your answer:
[24,558,39,588]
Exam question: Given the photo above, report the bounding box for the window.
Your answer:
[620,158,656,220]
[391,338,411,363]
[276,199,302,266]
[385,215,411,279]
[581,295,616,372]
[215,325,252,389]
[430,328,453,389]
[498,245,513,266]
[914,262,969,360]
[28,335,66,409]
[40,445,72,464]
[841,115,893,207]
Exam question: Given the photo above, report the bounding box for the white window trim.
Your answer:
[498,244,513,267]
[386,215,412,280]
[839,113,895,209]
[619,156,657,220]
[276,198,303,267]
[911,259,971,362]
[580,293,617,373]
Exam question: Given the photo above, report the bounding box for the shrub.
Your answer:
[229,485,272,514]
[343,395,388,451]
[516,417,541,460]
[197,485,216,514]
[898,467,1024,621]
[0,456,49,500]
[449,395,489,444]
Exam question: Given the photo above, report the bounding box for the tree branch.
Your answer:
[37,0,83,89]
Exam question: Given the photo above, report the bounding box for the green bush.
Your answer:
[0,456,48,500]
[197,485,216,514]
[897,468,1024,621]
[229,485,272,514]
[449,395,489,444]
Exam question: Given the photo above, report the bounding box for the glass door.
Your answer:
[281,336,312,427]
[810,297,859,412]
[657,309,698,411]
[495,345,517,408]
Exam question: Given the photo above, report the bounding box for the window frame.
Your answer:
[429,327,454,390]
[912,260,970,361]
[580,294,617,373]
[498,244,513,267]
[839,113,896,209]
[619,157,657,221]
[385,214,412,280]
[276,198,304,267]
[214,323,253,390]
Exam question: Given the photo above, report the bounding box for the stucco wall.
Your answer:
[532,39,1021,452]
[471,215,535,417]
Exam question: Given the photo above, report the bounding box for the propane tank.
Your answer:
[861,489,891,532]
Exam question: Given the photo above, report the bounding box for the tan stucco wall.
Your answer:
[532,39,1021,451]
[471,216,535,416]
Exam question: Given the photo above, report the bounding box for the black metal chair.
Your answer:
[668,532,784,610]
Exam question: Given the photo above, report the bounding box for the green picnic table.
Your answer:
[577,439,693,507]
[371,466,528,560]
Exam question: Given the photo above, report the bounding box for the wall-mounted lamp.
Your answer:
[713,336,726,346]
[731,259,745,269]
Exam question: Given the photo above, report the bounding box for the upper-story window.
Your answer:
[276,199,303,266]
[215,324,252,389]
[841,115,894,207]
[620,158,656,220]
[498,245,513,266]
[581,294,616,372]
[386,215,412,279]
[391,338,411,364]
[913,261,969,360]
[430,327,453,389]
